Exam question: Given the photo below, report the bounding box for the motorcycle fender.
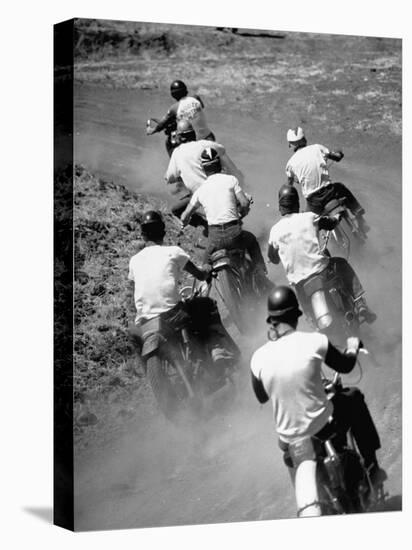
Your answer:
[141,333,161,358]
[213,258,231,270]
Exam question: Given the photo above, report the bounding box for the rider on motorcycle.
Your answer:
[250,286,386,506]
[146,80,215,156]
[128,210,239,373]
[285,127,369,234]
[267,185,376,324]
[179,147,270,287]
[165,120,244,232]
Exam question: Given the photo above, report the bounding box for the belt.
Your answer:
[208,219,240,230]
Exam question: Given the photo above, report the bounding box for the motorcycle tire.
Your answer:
[215,267,245,334]
[146,354,187,419]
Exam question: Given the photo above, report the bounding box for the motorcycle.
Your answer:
[290,365,386,517]
[298,262,361,342]
[207,246,270,334]
[320,196,368,258]
[186,194,271,335]
[136,284,237,420]
[146,117,179,157]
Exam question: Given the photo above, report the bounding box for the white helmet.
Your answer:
[287,127,305,143]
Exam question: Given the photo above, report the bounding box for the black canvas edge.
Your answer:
[54,18,75,531]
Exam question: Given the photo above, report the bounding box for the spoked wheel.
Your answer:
[146,353,199,420]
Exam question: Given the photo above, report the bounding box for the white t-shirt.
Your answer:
[165,140,225,193]
[189,173,242,225]
[268,212,328,284]
[176,96,211,139]
[285,144,331,198]
[128,245,190,323]
[250,330,332,443]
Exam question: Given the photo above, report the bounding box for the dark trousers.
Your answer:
[280,387,381,469]
[205,222,266,271]
[295,257,364,314]
[129,300,239,364]
[161,300,240,364]
[317,387,381,466]
[306,182,364,216]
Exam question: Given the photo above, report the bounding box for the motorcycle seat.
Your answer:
[323,197,346,215]
[302,267,343,297]
[302,272,325,297]
[209,248,244,263]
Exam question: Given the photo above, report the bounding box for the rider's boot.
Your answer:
[354,296,377,324]
[368,463,388,488]
[352,206,370,234]
[356,214,370,234]
[253,267,274,294]
[203,346,237,393]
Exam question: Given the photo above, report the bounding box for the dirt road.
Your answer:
[73,84,402,530]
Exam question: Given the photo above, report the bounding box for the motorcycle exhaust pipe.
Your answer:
[311,290,333,330]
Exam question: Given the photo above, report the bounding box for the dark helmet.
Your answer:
[140,210,165,240]
[200,147,222,175]
[170,79,188,100]
[176,119,196,143]
[278,184,300,214]
[266,286,302,323]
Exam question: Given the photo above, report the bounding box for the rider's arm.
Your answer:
[267,243,280,264]
[324,341,358,374]
[149,106,177,134]
[183,260,212,281]
[316,215,340,231]
[234,186,251,217]
[180,195,200,226]
[285,163,296,186]
[194,94,205,108]
[326,150,344,162]
[251,372,270,403]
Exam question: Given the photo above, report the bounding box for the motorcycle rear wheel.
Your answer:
[214,267,245,333]
[146,353,196,420]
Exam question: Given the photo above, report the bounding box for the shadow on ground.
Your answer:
[373,494,402,513]
[216,28,285,39]
[23,506,53,523]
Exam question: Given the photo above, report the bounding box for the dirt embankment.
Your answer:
[72,165,205,447]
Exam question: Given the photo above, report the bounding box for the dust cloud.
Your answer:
[74,86,402,530]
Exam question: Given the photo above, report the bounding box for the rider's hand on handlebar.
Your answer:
[346,336,363,355]
[201,264,213,283]
[146,119,156,135]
